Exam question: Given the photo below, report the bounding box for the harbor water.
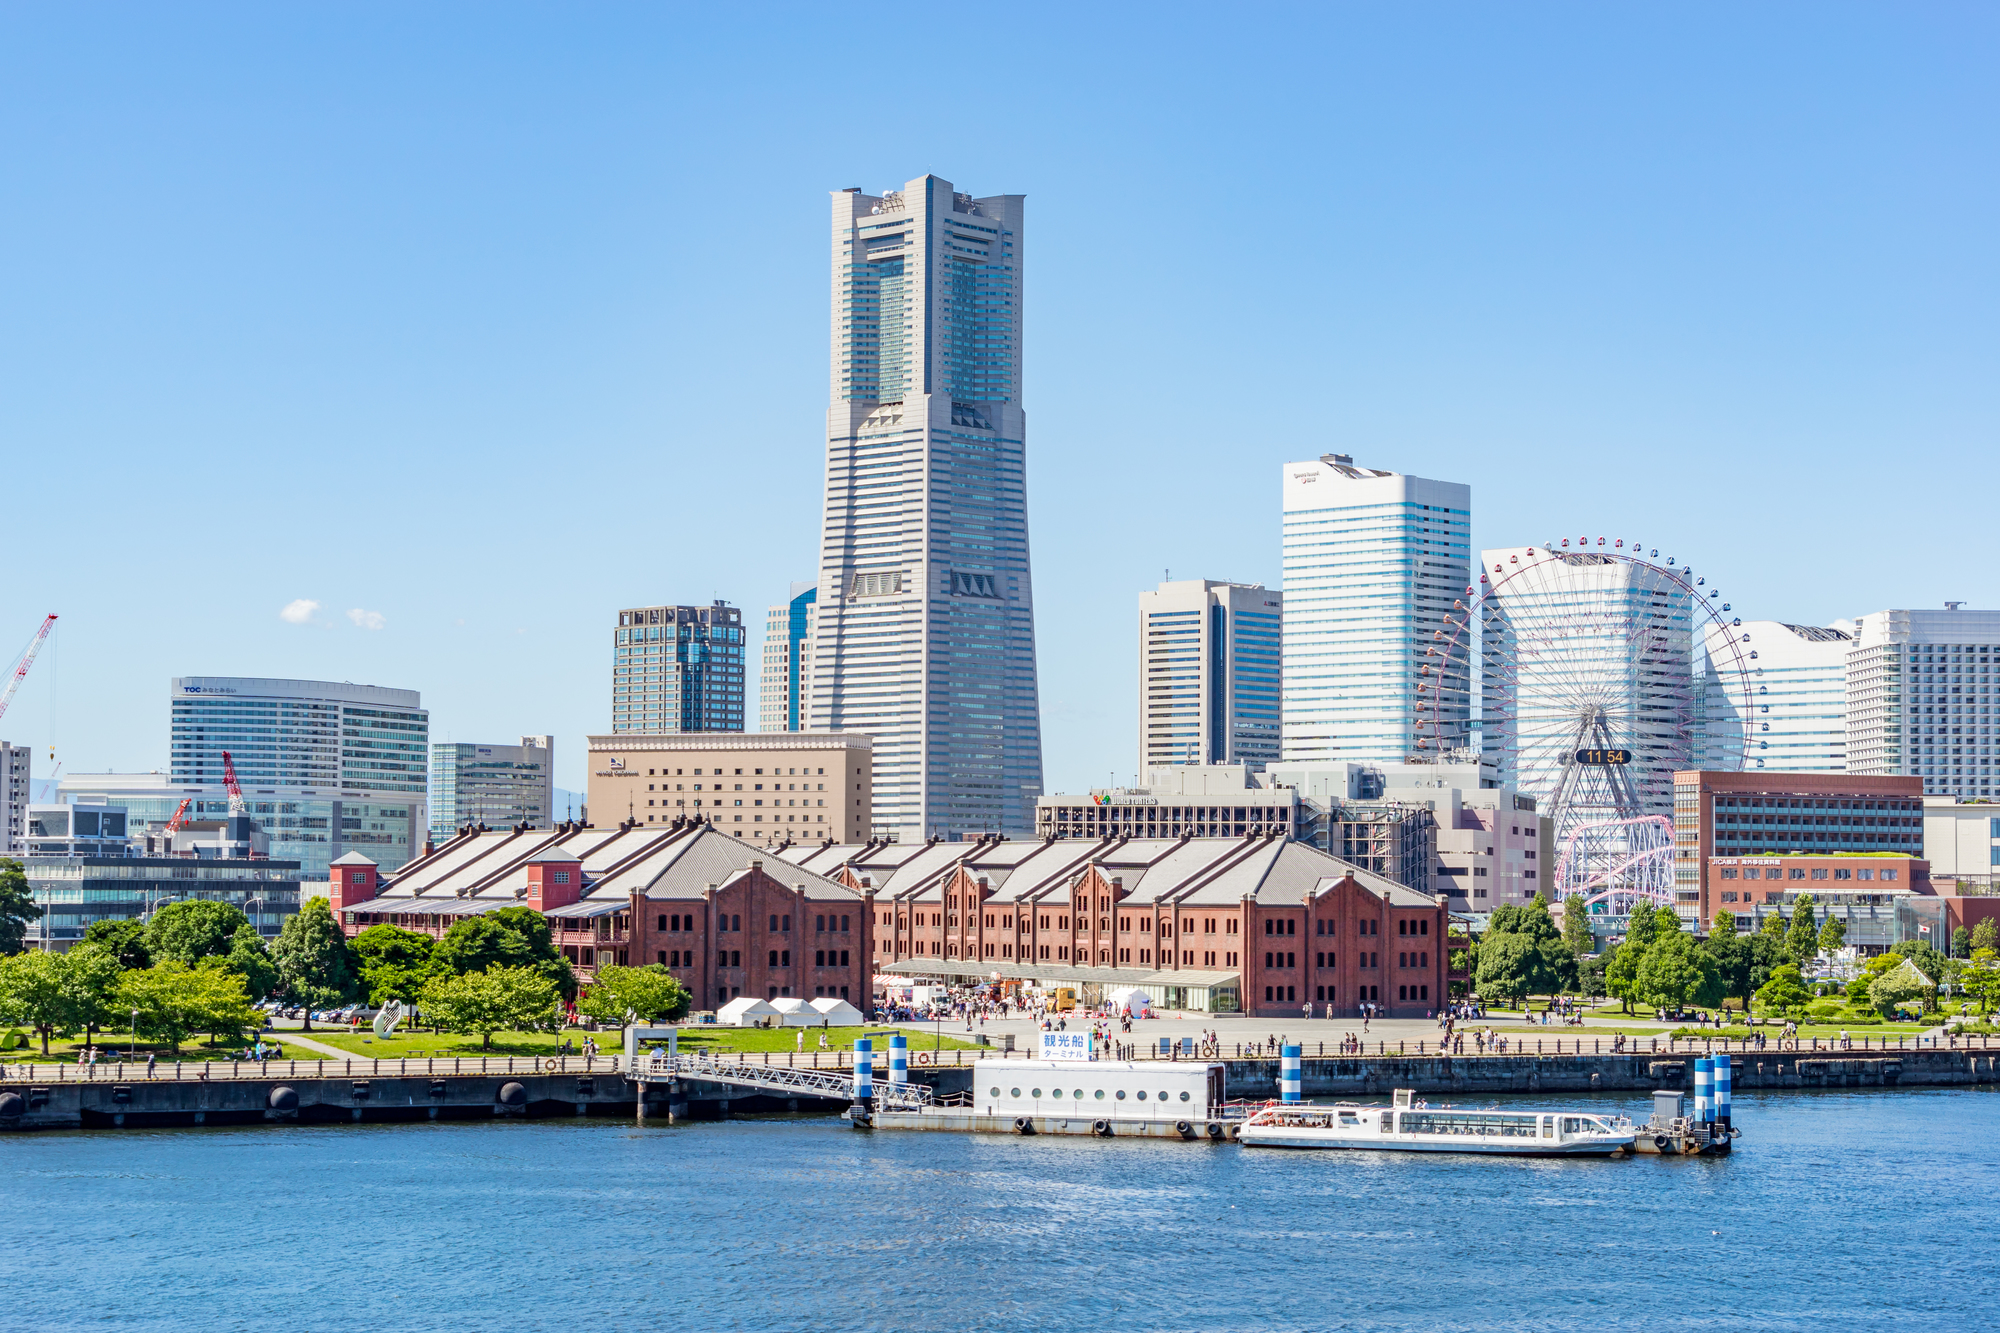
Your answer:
[3,1088,1996,1331]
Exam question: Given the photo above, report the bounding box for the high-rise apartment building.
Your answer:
[1846,608,2000,800]
[1137,579,1282,774]
[760,583,818,733]
[1281,456,1471,765]
[610,602,745,734]
[167,677,429,875]
[0,741,27,856]
[1703,621,1854,773]
[809,175,1043,840]
[429,736,554,837]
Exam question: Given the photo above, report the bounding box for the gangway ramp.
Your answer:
[626,1051,936,1113]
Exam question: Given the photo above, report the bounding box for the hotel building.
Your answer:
[585,731,873,844]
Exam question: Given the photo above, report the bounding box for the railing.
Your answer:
[631,1051,935,1111]
[4,1031,1987,1086]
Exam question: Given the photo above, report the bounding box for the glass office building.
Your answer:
[429,736,555,837]
[610,602,746,733]
[760,583,818,733]
[1137,579,1283,773]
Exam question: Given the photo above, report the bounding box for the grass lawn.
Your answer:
[283,1024,985,1062]
[2,1031,283,1065]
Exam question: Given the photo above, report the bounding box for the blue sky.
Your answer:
[1,3,1993,798]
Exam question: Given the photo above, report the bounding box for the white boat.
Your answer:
[1237,1088,1636,1156]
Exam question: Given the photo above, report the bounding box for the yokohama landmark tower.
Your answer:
[809,174,1044,840]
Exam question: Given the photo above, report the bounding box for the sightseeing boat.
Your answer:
[1237,1088,1637,1156]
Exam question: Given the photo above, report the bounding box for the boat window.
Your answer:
[1116,1090,1127,1100]
[1075,1089,1084,1099]
[1052,1088,1064,1099]
[1011,1088,1021,1097]
[1158,1092,1170,1102]
[1562,1117,1582,1134]
[991,1087,1001,1098]
[1136,1091,1147,1101]
[1180,1091,1192,1101]
[1031,1088,1042,1098]
[1095,1089,1106,1100]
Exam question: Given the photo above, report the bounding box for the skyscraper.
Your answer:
[1280,455,1471,765]
[1847,607,2000,799]
[1702,620,1854,773]
[809,175,1043,840]
[0,741,28,856]
[610,602,745,734]
[759,582,817,733]
[1137,579,1282,774]
[167,677,429,874]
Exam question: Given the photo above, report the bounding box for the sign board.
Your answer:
[1038,1032,1093,1062]
[1573,749,1632,766]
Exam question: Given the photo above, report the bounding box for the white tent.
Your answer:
[768,997,820,1027]
[716,997,781,1027]
[809,996,865,1026]
[1107,986,1153,1017]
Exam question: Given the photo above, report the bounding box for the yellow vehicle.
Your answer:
[1048,988,1077,1013]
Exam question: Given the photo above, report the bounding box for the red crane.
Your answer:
[221,750,248,817]
[0,614,56,723]
[163,797,193,835]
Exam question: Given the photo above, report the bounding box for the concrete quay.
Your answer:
[2,1049,1990,1132]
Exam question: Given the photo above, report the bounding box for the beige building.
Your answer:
[587,732,873,845]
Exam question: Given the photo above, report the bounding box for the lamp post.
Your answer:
[129,1008,139,1059]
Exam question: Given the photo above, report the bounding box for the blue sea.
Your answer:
[2,1089,1994,1331]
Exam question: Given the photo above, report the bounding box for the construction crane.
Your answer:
[163,797,192,835]
[0,614,57,723]
[221,751,248,818]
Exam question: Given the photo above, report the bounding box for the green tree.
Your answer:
[1758,909,1788,943]
[1960,959,2000,1017]
[1754,963,1813,1018]
[1604,939,1642,1013]
[1701,932,1755,1010]
[1819,915,1847,956]
[270,898,359,1027]
[1746,932,1787,1000]
[1951,926,1972,959]
[0,949,77,1054]
[119,961,259,1053]
[419,965,561,1049]
[1868,962,1930,1018]
[1636,930,1725,1013]
[1627,902,1661,952]
[576,964,691,1029]
[146,899,251,966]
[1474,897,1577,1004]
[63,941,128,1049]
[1891,939,1951,984]
[1711,908,1738,938]
[1577,950,1609,1000]
[1786,894,1819,962]
[350,924,437,1005]
[83,918,151,970]
[434,907,575,996]
[224,926,279,1001]
[1562,894,1594,959]
[0,859,42,956]
[1971,919,1999,954]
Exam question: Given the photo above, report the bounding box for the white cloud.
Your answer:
[347,608,386,631]
[279,599,321,625]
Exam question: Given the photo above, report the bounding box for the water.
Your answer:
[3,1089,1995,1332]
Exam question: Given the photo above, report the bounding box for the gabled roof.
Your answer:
[330,851,379,867]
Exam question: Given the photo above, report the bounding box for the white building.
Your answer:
[1923,795,2000,891]
[1281,456,1471,766]
[809,175,1043,840]
[1138,579,1282,775]
[429,736,555,838]
[0,741,27,856]
[760,582,817,733]
[1704,620,1854,773]
[1846,608,2000,800]
[168,676,429,875]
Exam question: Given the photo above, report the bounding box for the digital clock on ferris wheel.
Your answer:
[1573,749,1633,766]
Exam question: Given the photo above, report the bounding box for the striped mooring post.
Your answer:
[1693,1057,1713,1125]
[889,1032,908,1085]
[1713,1053,1732,1130]
[1280,1044,1302,1103]
[853,1038,874,1104]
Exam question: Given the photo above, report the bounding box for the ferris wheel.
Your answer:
[1413,537,1756,912]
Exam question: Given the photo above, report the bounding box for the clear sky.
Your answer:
[1,3,1993,799]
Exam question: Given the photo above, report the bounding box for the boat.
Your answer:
[1236,1088,1637,1156]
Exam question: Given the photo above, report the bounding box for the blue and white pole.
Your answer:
[1713,1053,1732,1131]
[1280,1044,1302,1103]
[853,1037,874,1104]
[1693,1057,1713,1126]
[889,1032,908,1085]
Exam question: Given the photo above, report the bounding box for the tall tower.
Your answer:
[1280,455,1472,765]
[760,582,817,733]
[1137,579,1283,775]
[810,175,1043,840]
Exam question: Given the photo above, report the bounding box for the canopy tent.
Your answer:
[1106,986,1153,1017]
[768,997,821,1026]
[716,997,780,1027]
[809,997,865,1026]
